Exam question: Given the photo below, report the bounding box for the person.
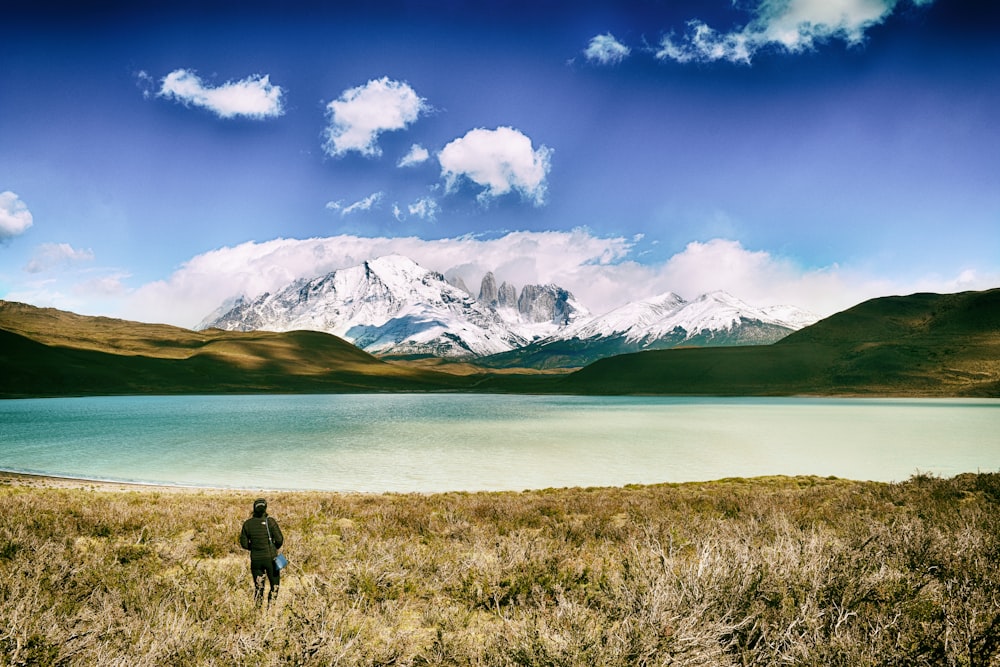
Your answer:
[239,497,284,608]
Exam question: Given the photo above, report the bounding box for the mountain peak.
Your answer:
[201,254,816,364]
[203,256,525,358]
[478,272,499,305]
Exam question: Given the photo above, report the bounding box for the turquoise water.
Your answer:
[1,395,998,492]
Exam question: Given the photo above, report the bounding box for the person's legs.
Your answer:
[266,562,281,606]
[251,562,268,608]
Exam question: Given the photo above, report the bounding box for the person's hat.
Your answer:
[253,498,267,512]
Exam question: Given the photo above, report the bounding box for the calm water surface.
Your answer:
[1,394,997,492]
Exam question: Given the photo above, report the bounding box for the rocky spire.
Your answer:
[518,284,576,324]
[478,272,499,305]
[497,281,518,309]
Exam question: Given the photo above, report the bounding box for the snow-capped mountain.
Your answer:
[560,290,816,345]
[479,290,818,368]
[201,255,585,358]
[476,270,590,342]
[201,254,817,364]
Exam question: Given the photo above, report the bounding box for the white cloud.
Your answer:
[135,70,155,99]
[658,21,754,64]
[75,273,129,297]
[24,243,95,273]
[657,0,931,64]
[158,69,285,119]
[398,144,431,167]
[438,127,553,206]
[325,192,384,217]
[4,267,133,317]
[323,77,427,158]
[615,238,1000,320]
[408,197,439,220]
[0,191,33,241]
[584,33,631,65]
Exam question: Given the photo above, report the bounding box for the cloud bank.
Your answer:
[109,232,996,330]
[439,127,553,205]
[0,191,33,240]
[657,0,934,64]
[323,77,427,158]
[158,69,285,119]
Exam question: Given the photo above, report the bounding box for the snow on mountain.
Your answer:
[556,291,686,341]
[758,304,821,331]
[201,254,818,363]
[203,255,592,358]
[476,289,820,369]
[204,255,526,357]
[556,290,818,347]
[477,271,590,342]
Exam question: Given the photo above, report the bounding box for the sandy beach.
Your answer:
[0,469,233,493]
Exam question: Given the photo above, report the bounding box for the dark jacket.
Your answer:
[240,513,283,561]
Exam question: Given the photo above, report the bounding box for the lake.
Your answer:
[1,394,997,492]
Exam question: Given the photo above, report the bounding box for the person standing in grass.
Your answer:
[240,498,284,608]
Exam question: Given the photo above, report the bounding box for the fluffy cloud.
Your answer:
[158,69,284,119]
[323,77,427,158]
[584,33,631,65]
[24,243,95,273]
[0,191,33,240]
[326,192,384,216]
[398,144,431,167]
[439,127,552,205]
[657,0,933,64]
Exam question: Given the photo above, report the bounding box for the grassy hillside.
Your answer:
[0,301,478,397]
[3,288,998,397]
[561,289,1000,397]
[2,472,999,665]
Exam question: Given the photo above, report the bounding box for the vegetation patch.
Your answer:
[1,473,999,665]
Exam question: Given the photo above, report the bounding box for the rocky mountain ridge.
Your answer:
[201,254,817,362]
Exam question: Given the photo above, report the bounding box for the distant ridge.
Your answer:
[200,254,816,366]
[558,288,1000,397]
[2,288,997,398]
[481,290,817,369]
[0,301,473,397]
[201,255,589,358]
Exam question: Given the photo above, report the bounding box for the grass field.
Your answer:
[2,472,999,666]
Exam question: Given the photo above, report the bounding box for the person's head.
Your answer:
[253,498,267,517]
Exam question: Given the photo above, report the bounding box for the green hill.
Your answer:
[0,301,477,397]
[3,289,998,398]
[558,289,1000,397]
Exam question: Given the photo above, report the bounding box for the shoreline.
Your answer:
[0,469,236,493]
[0,468,856,496]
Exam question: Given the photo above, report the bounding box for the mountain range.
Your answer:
[564,288,1000,397]
[201,254,818,367]
[2,288,998,398]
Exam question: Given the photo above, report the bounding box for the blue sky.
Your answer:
[2,0,998,327]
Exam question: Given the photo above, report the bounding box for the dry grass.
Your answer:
[2,473,999,666]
